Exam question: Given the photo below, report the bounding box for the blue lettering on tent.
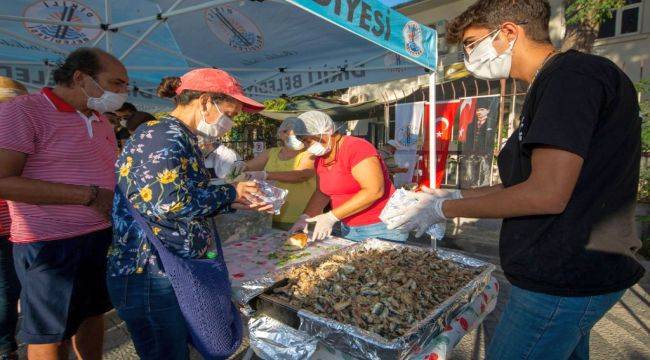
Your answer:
[311,0,391,41]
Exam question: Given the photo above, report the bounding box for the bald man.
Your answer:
[0,48,128,360]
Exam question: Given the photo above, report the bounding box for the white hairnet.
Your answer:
[277,117,296,137]
[292,111,334,136]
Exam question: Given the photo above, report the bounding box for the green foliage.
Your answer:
[565,0,624,27]
[229,98,289,142]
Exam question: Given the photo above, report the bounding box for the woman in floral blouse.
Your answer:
[108,68,266,359]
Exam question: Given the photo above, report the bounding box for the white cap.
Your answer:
[292,111,335,136]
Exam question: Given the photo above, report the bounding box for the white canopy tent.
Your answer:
[0,0,439,184]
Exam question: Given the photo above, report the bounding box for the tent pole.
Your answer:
[120,21,164,60]
[0,15,101,29]
[108,0,231,30]
[0,28,69,56]
[105,0,112,52]
[119,0,185,61]
[92,32,106,47]
[0,60,54,66]
[429,72,437,189]
[116,31,212,67]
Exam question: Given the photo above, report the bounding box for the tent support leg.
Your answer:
[429,72,437,189]
[429,72,437,250]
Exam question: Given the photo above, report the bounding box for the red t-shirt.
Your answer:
[316,136,394,226]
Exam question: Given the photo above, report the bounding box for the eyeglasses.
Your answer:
[462,20,528,58]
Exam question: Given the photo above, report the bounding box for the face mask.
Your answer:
[197,101,233,138]
[81,76,128,113]
[464,30,516,80]
[307,135,331,157]
[285,134,304,151]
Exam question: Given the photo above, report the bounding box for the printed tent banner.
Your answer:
[0,0,437,104]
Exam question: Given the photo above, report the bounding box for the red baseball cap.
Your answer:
[175,68,264,113]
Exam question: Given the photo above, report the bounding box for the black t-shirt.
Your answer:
[497,50,645,296]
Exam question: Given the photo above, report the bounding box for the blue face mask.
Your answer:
[285,134,304,150]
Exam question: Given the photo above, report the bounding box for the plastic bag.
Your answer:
[245,180,289,215]
[380,189,446,240]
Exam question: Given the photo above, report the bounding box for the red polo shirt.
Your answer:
[0,88,117,243]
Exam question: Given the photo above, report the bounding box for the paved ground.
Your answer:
[442,221,650,360]
[17,221,650,359]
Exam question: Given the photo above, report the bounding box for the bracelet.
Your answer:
[85,185,99,206]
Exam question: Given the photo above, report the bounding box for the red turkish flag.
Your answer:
[457,98,477,143]
[415,101,460,188]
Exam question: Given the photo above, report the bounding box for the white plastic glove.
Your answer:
[386,192,448,237]
[244,170,267,181]
[306,211,339,241]
[289,214,310,234]
[421,186,463,200]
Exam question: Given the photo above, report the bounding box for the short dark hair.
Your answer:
[52,47,107,86]
[446,0,551,44]
[118,102,137,113]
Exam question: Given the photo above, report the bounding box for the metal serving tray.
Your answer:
[247,239,495,359]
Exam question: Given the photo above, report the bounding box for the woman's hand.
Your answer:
[232,181,274,213]
[306,211,339,241]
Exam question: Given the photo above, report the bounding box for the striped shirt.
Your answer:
[0,88,117,243]
[0,200,9,237]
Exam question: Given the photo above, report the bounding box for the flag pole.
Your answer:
[429,71,437,189]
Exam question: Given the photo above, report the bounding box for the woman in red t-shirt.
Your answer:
[289,111,407,243]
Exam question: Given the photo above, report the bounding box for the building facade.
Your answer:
[398,0,648,83]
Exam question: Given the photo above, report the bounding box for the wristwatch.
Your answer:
[85,185,99,206]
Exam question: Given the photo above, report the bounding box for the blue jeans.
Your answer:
[340,221,408,242]
[107,272,190,360]
[487,286,626,360]
[0,236,19,356]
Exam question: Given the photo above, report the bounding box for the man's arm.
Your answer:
[0,149,113,219]
[459,184,504,198]
[0,149,95,205]
[443,147,582,218]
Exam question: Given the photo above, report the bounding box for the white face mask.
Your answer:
[307,136,331,157]
[197,101,233,138]
[285,134,304,151]
[81,76,128,113]
[464,30,516,80]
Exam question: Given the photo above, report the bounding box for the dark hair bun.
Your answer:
[157,76,181,98]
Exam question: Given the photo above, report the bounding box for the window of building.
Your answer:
[598,0,642,39]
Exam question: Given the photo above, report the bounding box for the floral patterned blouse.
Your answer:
[108,115,237,276]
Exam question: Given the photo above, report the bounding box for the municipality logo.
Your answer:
[23,0,102,45]
[403,21,424,58]
[205,6,263,53]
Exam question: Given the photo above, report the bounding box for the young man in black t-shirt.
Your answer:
[387,0,645,358]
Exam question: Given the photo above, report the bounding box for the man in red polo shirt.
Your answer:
[0,48,128,360]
